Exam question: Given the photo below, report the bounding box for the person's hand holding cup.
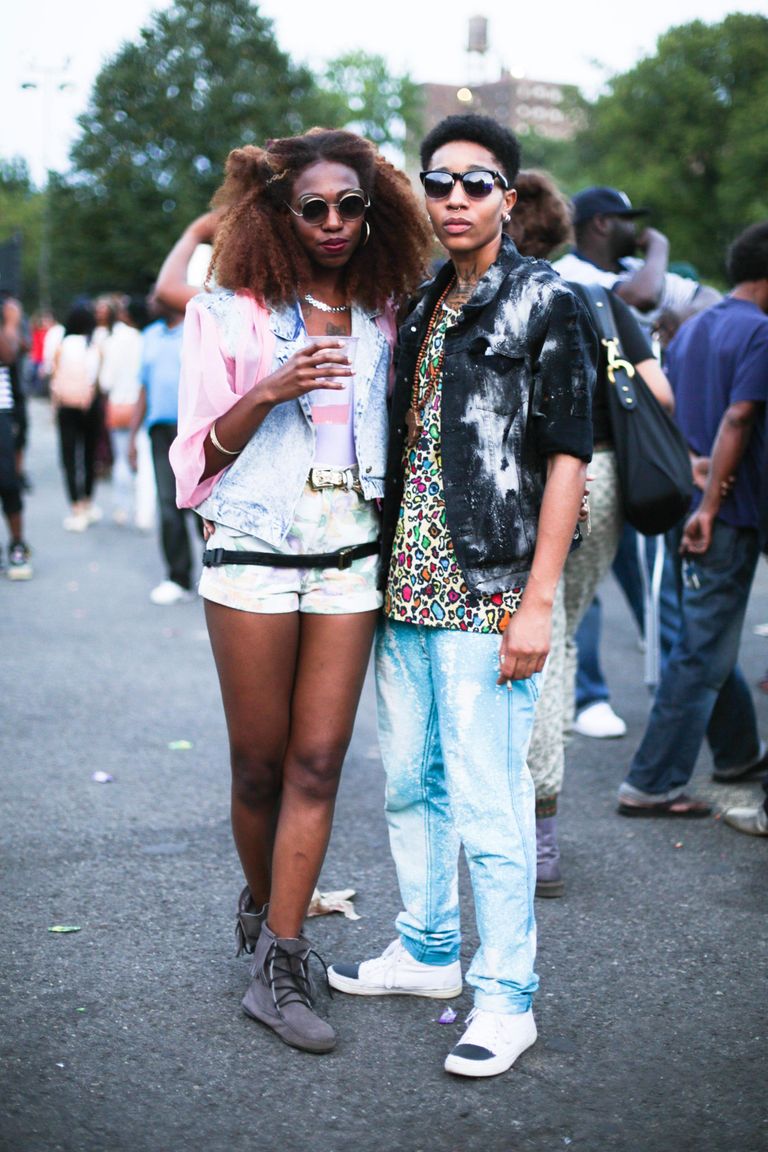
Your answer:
[306,336,358,425]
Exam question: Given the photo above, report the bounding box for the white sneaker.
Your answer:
[63,513,89,533]
[149,580,195,606]
[723,806,768,837]
[444,1007,537,1077]
[328,938,462,998]
[573,701,627,739]
[83,503,103,524]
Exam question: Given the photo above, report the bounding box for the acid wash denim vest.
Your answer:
[196,292,390,547]
[380,237,596,596]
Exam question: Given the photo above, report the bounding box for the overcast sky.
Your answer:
[3,0,765,184]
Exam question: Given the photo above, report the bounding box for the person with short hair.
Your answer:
[618,221,768,815]
[329,116,596,1078]
[553,186,723,739]
[504,171,675,896]
[554,185,719,330]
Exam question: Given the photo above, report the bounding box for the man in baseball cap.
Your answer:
[571,186,649,227]
[554,184,714,326]
[553,187,721,743]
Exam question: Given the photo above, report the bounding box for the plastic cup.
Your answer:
[307,336,358,425]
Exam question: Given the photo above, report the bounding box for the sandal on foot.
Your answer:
[617,793,712,818]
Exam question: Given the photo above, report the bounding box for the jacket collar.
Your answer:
[411,235,525,327]
[269,302,304,342]
[269,298,382,343]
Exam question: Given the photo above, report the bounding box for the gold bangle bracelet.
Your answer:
[210,420,242,456]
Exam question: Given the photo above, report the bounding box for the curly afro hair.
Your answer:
[505,169,573,259]
[210,129,432,311]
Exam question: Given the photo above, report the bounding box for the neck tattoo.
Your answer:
[303,293,350,314]
[446,263,482,308]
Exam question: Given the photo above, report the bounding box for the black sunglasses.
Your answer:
[287,190,370,226]
[420,169,509,200]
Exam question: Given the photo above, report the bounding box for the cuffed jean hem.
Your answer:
[618,781,687,803]
[474,990,534,1014]
[399,932,461,967]
[723,739,766,775]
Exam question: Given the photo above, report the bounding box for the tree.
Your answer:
[320,52,424,163]
[0,159,43,311]
[54,0,339,301]
[572,14,768,282]
[51,4,428,305]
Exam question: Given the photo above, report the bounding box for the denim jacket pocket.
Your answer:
[468,335,529,416]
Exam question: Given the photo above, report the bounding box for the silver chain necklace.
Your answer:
[303,293,350,314]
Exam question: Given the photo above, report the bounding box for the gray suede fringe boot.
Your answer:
[234,885,268,957]
[241,922,336,1053]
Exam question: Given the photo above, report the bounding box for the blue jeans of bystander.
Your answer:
[625,520,762,796]
[576,527,681,711]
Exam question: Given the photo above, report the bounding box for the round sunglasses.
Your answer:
[420,169,509,201]
[286,190,370,226]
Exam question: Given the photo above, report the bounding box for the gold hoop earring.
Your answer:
[361,220,370,246]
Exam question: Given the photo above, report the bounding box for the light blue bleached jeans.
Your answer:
[375,617,540,1014]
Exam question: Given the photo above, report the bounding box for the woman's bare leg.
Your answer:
[204,601,299,907]
[267,610,377,938]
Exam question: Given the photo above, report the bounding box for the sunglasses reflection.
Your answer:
[287,191,370,225]
[419,169,509,200]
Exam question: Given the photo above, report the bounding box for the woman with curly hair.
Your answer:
[504,167,573,259]
[169,128,431,1054]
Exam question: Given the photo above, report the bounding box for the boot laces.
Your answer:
[267,942,331,1016]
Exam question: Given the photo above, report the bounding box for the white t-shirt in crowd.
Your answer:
[553,251,700,332]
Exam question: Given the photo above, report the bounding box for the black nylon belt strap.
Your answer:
[203,539,380,571]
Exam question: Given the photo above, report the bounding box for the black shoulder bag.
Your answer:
[582,284,694,536]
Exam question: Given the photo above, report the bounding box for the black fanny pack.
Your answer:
[202,539,380,571]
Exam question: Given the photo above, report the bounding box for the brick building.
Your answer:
[420,72,581,145]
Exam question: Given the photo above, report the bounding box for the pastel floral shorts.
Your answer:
[198,484,383,615]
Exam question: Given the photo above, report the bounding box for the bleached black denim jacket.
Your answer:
[380,236,596,596]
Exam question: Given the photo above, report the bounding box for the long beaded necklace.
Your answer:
[405,279,457,448]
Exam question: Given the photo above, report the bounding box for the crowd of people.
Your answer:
[0,287,205,603]
[3,112,767,1079]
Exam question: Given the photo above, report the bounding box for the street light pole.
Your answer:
[20,62,75,312]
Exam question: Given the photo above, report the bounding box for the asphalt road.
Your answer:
[2,399,766,1152]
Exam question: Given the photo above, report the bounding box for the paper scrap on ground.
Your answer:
[438,1007,457,1024]
[91,771,114,783]
[168,740,193,750]
[48,925,82,934]
[307,887,360,920]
